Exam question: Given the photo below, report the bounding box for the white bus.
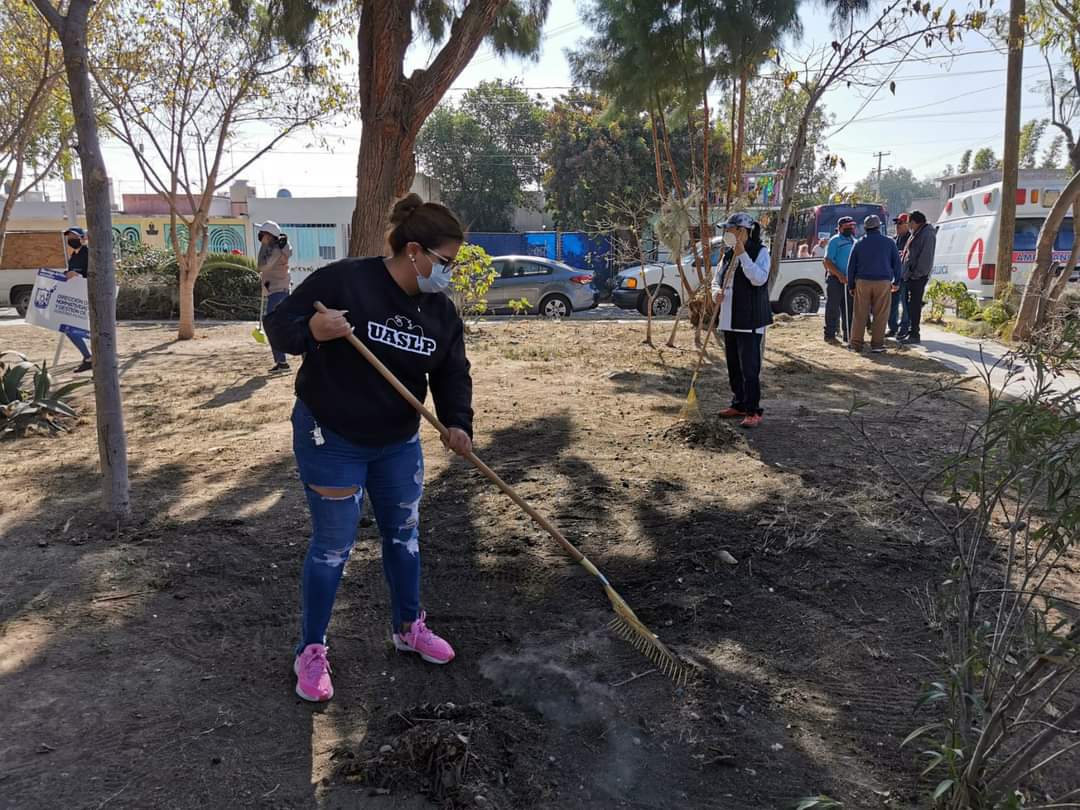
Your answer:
[934,181,1076,297]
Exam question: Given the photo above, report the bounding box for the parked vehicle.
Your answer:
[934,180,1077,296]
[611,236,825,317]
[486,256,598,318]
[1,231,67,316]
[786,202,889,256]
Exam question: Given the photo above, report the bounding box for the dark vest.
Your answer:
[719,243,773,331]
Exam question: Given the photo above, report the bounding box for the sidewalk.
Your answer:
[912,324,1080,399]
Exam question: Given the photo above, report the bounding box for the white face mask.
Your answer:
[416,250,453,294]
[723,232,737,249]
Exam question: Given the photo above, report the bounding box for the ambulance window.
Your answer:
[1057,219,1074,252]
[1013,218,1074,252]
[1014,219,1042,252]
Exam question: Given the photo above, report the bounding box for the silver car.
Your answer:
[485,256,598,318]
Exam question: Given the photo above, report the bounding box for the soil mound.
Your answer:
[339,701,547,809]
[663,416,747,450]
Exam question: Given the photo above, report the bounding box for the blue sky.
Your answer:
[92,0,1065,202]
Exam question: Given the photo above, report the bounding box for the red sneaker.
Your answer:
[718,407,746,419]
[739,414,763,429]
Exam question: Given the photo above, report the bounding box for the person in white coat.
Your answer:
[711,212,773,429]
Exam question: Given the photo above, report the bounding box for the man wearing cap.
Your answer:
[887,213,912,337]
[847,214,901,353]
[898,210,936,345]
[62,227,93,373]
[255,220,293,373]
[822,218,857,344]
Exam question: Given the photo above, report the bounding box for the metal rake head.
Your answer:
[603,584,689,686]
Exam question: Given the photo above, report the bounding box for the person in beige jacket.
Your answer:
[255,220,293,372]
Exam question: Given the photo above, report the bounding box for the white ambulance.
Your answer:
[933,181,1077,297]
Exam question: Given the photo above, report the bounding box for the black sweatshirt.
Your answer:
[264,257,473,447]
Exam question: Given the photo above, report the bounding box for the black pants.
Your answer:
[824,276,853,340]
[903,277,929,339]
[723,330,764,415]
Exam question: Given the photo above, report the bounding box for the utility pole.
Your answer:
[873,151,891,196]
[995,0,1025,300]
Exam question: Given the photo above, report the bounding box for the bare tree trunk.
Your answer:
[177,256,200,340]
[995,0,1025,300]
[725,84,737,211]
[32,0,130,522]
[648,109,667,198]
[769,93,818,288]
[733,71,749,210]
[1046,198,1080,308]
[1014,169,1080,340]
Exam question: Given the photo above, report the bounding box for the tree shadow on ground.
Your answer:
[194,374,268,409]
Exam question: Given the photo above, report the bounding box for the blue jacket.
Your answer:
[848,229,901,286]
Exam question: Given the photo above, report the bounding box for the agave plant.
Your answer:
[1,352,90,437]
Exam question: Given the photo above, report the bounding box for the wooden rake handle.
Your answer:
[312,302,592,570]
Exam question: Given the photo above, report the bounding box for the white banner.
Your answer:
[24,269,90,340]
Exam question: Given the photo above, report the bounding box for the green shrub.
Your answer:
[194,261,260,320]
[115,246,259,320]
[449,244,497,318]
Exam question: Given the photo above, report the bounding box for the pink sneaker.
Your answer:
[294,644,334,702]
[393,611,455,664]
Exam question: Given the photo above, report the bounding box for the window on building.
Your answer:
[318,245,336,260]
[971,179,981,189]
[948,183,957,198]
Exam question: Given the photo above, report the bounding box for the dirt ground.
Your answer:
[0,315,1072,809]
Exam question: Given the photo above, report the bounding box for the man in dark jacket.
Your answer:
[847,215,901,353]
[888,213,912,337]
[899,210,937,344]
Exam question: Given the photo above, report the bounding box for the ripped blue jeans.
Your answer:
[291,399,423,651]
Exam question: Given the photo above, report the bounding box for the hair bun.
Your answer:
[389,193,424,226]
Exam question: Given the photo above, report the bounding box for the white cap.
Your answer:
[254,220,281,238]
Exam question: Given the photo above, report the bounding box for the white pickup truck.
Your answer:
[611,236,826,317]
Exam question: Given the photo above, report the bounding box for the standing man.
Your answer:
[62,226,93,373]
[887,213,912,337]
[847,215,901,354]
[822,217,856,345]
[899,210,936,345]
[255,220,293,373]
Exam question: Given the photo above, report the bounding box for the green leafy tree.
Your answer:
[716,0,802,206]
[1018,118,1049,168]
[958,148,972,174]
[416,80,545,231]
[741,80,838,209]
[541,90,657,230]
[541,90,729,230]
[852,167,937,216]
[448,244,497,322]
[972,146,1000,170]
[1041,133,1066,168]
[271,0,551,256]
